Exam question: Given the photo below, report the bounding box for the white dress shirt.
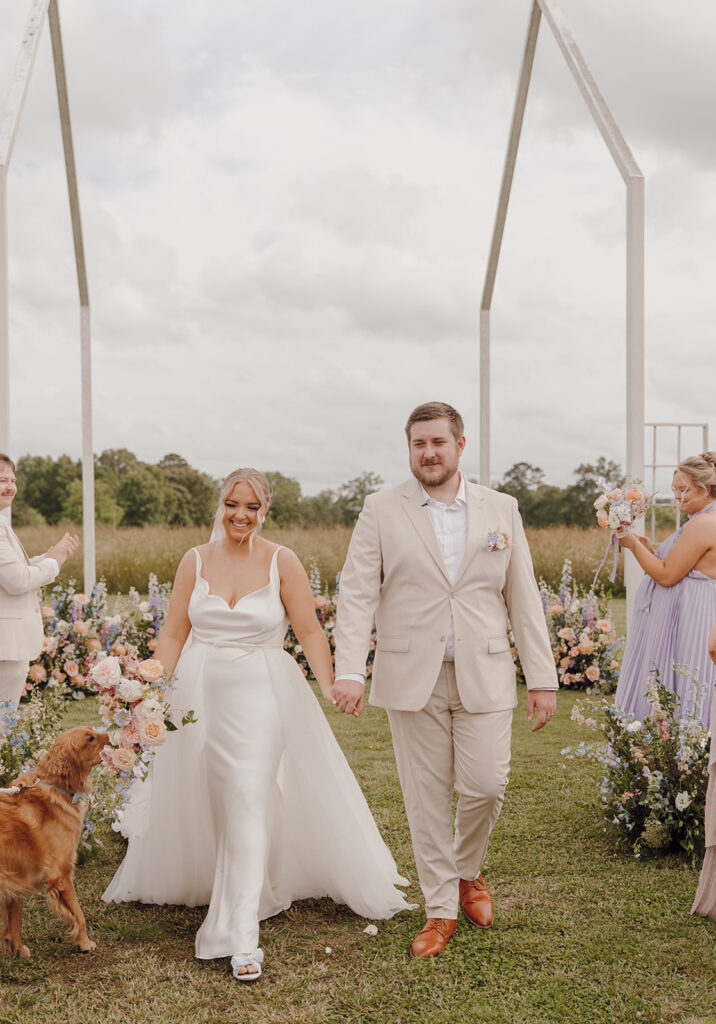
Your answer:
[420,472,467,661]
[337,472,467,683]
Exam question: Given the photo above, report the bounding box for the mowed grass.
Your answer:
[15,522,671,596]
[0,689,713,1024]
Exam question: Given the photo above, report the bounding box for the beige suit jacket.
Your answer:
[0,519,57,661]
[334,478,558,713]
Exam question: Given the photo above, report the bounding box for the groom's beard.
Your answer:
[412,461,458,489]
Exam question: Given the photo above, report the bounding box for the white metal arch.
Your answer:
[480,0,644,625]
[0,0,95,592]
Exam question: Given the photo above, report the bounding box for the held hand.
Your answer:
[46,532,80,566]
[332,678,364,719]
[527,689,556,732]
[635,534,654,554]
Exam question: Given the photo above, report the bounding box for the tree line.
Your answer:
[12,450,667,530]
[10,450,386,529]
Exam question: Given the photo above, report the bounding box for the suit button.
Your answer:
[440,635,446,642]
[449,592,455,598]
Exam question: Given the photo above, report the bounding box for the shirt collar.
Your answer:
[420,472,466,510]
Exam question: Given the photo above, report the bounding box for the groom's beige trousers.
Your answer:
[387,662,512,919]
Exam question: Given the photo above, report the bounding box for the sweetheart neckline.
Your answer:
[195,572,273,611]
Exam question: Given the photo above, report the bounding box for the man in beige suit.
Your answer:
[0,454,78,702]
[333,403,558,957]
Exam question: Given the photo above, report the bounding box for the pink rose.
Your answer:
[586,666,601,682]
[569,646,580,657]
[101,746,138,773]
[596,620,611,632]
[89,656,122,690]
[64,660,79,677]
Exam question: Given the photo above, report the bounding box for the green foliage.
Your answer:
[265,471,305,526]
[496,456,637,528]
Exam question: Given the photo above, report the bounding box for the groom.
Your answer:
[333,402,557,957]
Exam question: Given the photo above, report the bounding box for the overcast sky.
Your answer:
[0,0,714,495]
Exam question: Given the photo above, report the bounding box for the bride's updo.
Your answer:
[212,468,272,544]
[676,452,716,497]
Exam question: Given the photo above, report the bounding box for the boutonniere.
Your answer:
[485,530,509,552]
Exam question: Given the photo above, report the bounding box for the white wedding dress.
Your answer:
[103,547,413,957]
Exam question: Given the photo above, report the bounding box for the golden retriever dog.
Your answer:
[0,726,109,957]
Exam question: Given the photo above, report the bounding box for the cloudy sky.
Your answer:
[0,0,714,495]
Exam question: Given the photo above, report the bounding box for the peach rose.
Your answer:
[110,642,127,656]
[626,488,642,501]
[64,660,79,677]
[586,666,601,682]
[137,659,164,683]
[147,638,158,651]
[579,639,594,655]
[87,638,102,652]
[597,511,609,528]
[101,746,138,773]
[596,620,611,632]
[73,620,90,636]
[73,593,88,606]
[28,663,47,682]
[136,717,167,747]
[560,656,572,668]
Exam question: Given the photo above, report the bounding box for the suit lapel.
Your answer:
[453,484,486,586]
[2,521,30,564]
[401,480,451,583]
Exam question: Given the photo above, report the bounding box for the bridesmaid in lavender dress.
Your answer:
[692,619,716,921]
[615,453,716,728]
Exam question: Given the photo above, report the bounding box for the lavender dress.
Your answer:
[614,502,716,728]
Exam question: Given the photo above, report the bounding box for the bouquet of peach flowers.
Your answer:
[593,478,650,583]
[87,655,195,779]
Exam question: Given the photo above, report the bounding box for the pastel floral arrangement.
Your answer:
[563,667,709,864]
[486,530,509,552]
[511,560,623,692]
[88,655,195,779]
[285,563,377,680]
[25,577,170,702]
[593,477,650,584]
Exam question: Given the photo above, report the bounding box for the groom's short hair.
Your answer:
[405,402,464,442]
[0,453,14,472]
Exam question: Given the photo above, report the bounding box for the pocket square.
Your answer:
[485,530,509,552]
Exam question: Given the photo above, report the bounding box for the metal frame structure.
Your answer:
[480,0,644,624]
[645,422,709,540]
[0,0,94,592]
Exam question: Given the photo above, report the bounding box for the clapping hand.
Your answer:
[46,532,80,566]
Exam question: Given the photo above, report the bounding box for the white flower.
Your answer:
[324,947,332,954]
[363,925,378,936]
[675,791,692,812]
[117,677,145,702]
[89,656,122,690]
[138,601,150,613]
[626,720,642,733]
[135,696,165,721]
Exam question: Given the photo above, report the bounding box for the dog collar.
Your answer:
[34,779,84,804]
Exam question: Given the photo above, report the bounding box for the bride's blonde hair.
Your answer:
[676,452,716,497]
[212,468,272,549]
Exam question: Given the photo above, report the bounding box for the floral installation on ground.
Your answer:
[285,560,377,681]
[563,666,709,864]
[24,575,170,701]
[511,559,623,692]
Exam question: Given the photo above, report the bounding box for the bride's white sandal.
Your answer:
[231,948,264,982]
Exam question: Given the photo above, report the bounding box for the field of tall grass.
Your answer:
[15,521,671,597]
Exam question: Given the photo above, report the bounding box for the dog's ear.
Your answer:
[38,736,83,793]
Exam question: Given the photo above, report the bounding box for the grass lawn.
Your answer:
[1,686,713,1024]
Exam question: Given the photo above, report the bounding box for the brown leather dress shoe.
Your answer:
[459,874,494,928]
[410,918,458,958]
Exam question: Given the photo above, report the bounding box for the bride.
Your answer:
[103,468,413,980]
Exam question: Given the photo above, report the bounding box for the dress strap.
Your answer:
[192,548,202,580]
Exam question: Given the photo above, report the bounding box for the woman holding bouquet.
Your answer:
[103,468,412,981]
[615,452,716,727]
